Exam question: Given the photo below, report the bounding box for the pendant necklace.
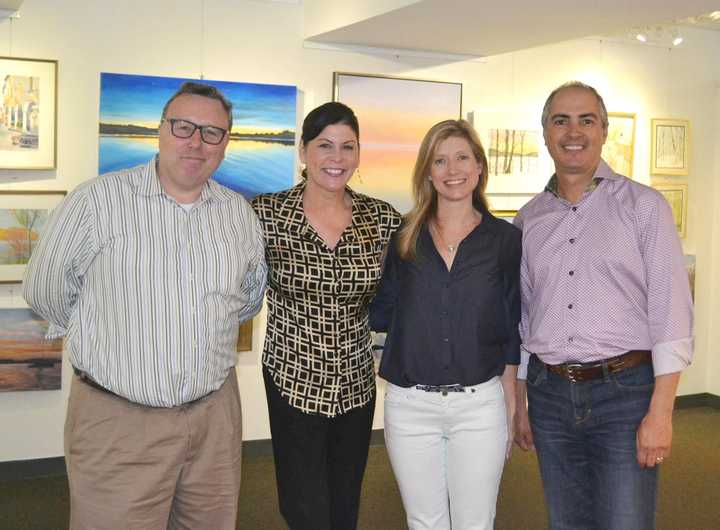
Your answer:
[431,222,461,254]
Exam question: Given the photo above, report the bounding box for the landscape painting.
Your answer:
[99,73,297,199]
[651,118,690,176]
[0,191,66,283]
[0,307,63,392]
[603,113,635,177]
[334,72,462,213]
[487,128,540,178]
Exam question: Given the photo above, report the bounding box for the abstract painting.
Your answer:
[651,119,690,176]
[0,56,57,169]
[0,307,62,392]
[334,72,462,213]
[0,191,66,283]
[603,113,635,177]
[99,73,297,199]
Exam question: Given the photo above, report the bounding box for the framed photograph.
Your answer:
[333,72,462,213]
[603,113,635,177]
[236,319,253,352]
[0,56,58,170]
[99,72,297,199]
[0,190,66,284]
[684,254,696,301]
[653,183,687,238]
[0,307,63,392]
[651,119,690,176]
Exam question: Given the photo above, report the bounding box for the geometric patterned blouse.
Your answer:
[252,182,401,417]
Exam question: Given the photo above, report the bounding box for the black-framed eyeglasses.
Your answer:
[161,118,228,145]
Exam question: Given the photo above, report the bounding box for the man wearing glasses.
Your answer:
[23,82,267,530]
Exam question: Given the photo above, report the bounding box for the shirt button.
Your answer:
[569,270,574,276]
[568,337,574,342]
[569,238,575,244]
[442,337,449,343]
[568,304,573,309]
[572,206,578,212]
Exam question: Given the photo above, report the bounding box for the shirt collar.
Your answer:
[277,181,378,244]
[543,159,620,199]
[132,155,233,203]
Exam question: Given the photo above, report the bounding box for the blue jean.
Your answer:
[526,355,658,530]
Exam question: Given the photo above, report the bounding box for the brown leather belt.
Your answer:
[543,350,652,383]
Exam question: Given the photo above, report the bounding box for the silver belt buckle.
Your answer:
[565,363,584,382]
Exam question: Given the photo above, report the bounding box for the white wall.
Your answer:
[0,0,718,462]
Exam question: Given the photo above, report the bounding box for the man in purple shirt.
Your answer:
[513,81,693,530]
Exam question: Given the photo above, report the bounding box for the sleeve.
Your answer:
[501,226,522,365]
[22,188,96,338]
[513,208,531,379]
[237,205,268,324]
[369,234,400,332]
[639,193,694,376]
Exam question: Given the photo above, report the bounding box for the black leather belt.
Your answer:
[542,350,652,383]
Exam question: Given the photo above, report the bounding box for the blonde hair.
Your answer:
[397,119,489,260]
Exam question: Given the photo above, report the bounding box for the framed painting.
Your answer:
[99,73,297,199]
[0,190,66,283]
[651,119,690,176]
[491,209,518,224]
[473,110,549,194]
[684,254,695,301]
[0,56,58,170]
[333,72,462,213]
[603,112,635,177]
[236,319,253,352]
[0,307,63,392]
[654,183,688,238]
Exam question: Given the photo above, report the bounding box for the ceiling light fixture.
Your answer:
[636,32,647,42]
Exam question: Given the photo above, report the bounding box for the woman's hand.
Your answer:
[500,365,518,459]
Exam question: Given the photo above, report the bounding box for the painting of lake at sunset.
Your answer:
[0,308,62,392]
[99,73,297,199]
[334,73,462,213]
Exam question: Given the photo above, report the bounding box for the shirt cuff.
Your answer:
[517,347,531,380]
[46,323,67,340]
[651,337,693,376]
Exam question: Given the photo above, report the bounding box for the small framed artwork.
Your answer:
[684,255,695,301]
[0,190,66,284]
[651,119,690,176]
[0,56,58,170]
[333,72,462,213]
[603,113,635,177]
[654,183,688,238]
[236,319,253,352]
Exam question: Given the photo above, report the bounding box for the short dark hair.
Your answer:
[161,81,233,131]
[541,81,608,130]
[301,102,359,145]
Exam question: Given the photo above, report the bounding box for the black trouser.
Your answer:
[263,367,375,530]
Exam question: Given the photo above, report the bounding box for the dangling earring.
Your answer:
[427,175,432,181]
[353,168,363,184]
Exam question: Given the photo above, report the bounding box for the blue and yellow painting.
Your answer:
[99,73,297,198]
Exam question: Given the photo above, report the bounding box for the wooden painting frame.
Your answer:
[651,118,690,176]
[236,319,253,352]
[0,190,66,284]
[0,56,58,170]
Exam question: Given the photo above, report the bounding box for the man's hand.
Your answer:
[636,372,681,468]
[514,380,535,451]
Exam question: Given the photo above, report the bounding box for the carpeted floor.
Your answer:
[1,406,718,530]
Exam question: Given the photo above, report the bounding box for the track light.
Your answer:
[636,32,647,42]
[672,36,683,46]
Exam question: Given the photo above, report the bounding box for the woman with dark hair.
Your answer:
[370,119,520,530]
[252,102,401,530]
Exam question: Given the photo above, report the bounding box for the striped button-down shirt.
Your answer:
[23,157,267,407]
[515,160,693,379]
[252,183,401,417]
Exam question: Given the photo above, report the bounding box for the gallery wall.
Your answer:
[0,0,718,462]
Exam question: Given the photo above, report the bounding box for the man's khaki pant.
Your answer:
[64,368,242,530]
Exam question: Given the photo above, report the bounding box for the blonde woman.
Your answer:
[370,119,520,530]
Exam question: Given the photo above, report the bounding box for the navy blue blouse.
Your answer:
[370,211,521,387]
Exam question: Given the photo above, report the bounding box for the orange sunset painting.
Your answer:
[334,73,462,213]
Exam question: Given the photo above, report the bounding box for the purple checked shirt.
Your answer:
[515,160,693,379]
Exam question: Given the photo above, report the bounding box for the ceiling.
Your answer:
[304,0,720,57]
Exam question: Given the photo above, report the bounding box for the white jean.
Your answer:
[383,377,507,530]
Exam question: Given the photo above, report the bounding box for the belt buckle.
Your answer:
[565,363,584,382]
